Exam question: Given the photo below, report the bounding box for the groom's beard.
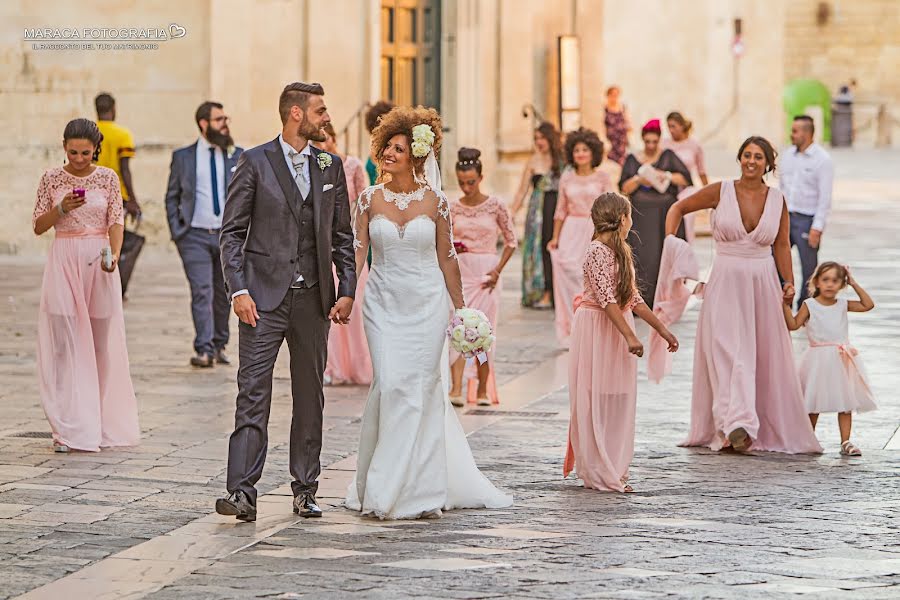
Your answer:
[299,120,327,143]
[206,126,234,149]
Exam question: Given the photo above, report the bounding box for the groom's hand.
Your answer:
[329,296,353,325]
[233,294,260,327]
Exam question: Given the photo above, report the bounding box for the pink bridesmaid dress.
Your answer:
[564,241,643,492]
[32,167,139,451]
[550,169,614,346]
[450,196,517,404]
[326,155,373,384]
[662,137,706,242]
[681,181,822,454]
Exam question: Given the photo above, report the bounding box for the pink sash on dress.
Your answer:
[808,341,873,397]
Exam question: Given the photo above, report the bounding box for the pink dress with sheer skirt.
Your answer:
[550,169,613,346]
[326,155,373,384]
[32,166,139,451]
[662,137,707,242]
[450,196,518,404]
[681,181,822,454]
[564,241,643,492]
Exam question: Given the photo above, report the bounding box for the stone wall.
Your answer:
[784,0,900,146]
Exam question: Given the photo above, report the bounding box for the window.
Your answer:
[380,0,440,110]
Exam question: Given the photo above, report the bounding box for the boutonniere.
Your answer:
[226,145,236,159]
[317,153,332,172]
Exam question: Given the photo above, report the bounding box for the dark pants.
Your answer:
[175,228,230,355]
[541,191,558,293]
[226,286,330,504]
[789,212,819,306]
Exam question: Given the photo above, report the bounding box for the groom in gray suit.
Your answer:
[216,82,357,521]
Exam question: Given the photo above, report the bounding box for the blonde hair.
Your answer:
[591,192,636,306]
[808,261,848,298]
[370,106,443,179]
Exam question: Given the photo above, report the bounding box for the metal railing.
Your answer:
[337,102,371,159]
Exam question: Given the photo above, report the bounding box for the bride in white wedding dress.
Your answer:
[345,106,513,519]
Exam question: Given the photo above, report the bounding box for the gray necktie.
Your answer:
[289,150,310,199]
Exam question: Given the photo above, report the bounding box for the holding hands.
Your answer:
[329,297,354,325]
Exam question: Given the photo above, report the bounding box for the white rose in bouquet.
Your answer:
[476,321,492,337]
[451,324,466,342]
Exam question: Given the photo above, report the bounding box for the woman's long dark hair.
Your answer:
[536,121,563,177]
[63,118,104,162]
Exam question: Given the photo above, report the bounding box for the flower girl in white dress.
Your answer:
[783,262,877,456]
[345,106,512,519]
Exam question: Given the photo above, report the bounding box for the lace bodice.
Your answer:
[582,240,643,309]
[32,167,124,233]
[555,169,614,220]
[450,196,517,254]
[352,183,464,309]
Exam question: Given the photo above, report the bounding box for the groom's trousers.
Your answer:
[226,285,330,504]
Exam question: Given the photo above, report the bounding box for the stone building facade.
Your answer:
[2,0,896,252]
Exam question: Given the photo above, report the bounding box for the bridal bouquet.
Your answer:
[447,308,495,364]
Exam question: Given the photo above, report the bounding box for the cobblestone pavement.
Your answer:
[1,149,899,599]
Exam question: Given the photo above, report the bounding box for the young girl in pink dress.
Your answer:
[563,193,678,492]
[547,128,614,346]
[32,119,139,452]
[321,124,372,384]
[666,136,822,454]
[783,262,877,456]
[448,148,517,406]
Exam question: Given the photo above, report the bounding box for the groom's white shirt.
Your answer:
[231,135,313,300]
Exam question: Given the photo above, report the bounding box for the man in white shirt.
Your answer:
[164,102,243,367]
[779,115,834,306]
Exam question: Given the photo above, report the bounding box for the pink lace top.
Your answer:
[555,169,614,220]
[450,196,517,254]
[582,240,643,309]
[33,166,124,233]
[662,137,706,176]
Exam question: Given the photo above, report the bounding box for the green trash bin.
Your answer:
[783,79,832,143]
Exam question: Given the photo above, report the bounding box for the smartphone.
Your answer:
[73,188,86,198]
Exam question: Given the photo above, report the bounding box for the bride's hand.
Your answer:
[329,296,353,324]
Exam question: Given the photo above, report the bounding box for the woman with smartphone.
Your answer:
[31,118,139,453]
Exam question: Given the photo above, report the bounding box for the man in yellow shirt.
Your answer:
[95,93,141,219]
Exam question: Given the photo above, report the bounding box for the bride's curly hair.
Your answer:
[370,105,443,179]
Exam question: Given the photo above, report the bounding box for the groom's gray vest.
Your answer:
[291,180,319,290]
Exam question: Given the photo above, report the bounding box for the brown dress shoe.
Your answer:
[190,353,214,368]
[214,349,230,365]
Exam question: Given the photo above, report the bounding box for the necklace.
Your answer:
[383,184,426,211]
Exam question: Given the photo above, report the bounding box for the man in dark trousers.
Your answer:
[165,102,243,367]
[216,82,356,521]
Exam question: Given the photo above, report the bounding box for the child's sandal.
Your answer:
[840,440,862,456]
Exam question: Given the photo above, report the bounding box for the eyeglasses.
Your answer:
[210,116,230,123]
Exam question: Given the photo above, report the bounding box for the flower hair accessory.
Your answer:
[411,123,436,158]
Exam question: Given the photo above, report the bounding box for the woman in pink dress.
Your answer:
[665,136,822,454]
[321,123,372,385]
[32,118,139,452]
[448,148,517,406]
[547,128,614,346]
[663,112,709,242]
[564,193,678,492]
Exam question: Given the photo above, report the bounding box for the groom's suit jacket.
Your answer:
[220,137,357,315]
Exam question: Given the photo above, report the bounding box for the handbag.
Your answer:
[119,219,145,296]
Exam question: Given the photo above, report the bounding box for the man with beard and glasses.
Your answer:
[165,101,244,368]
